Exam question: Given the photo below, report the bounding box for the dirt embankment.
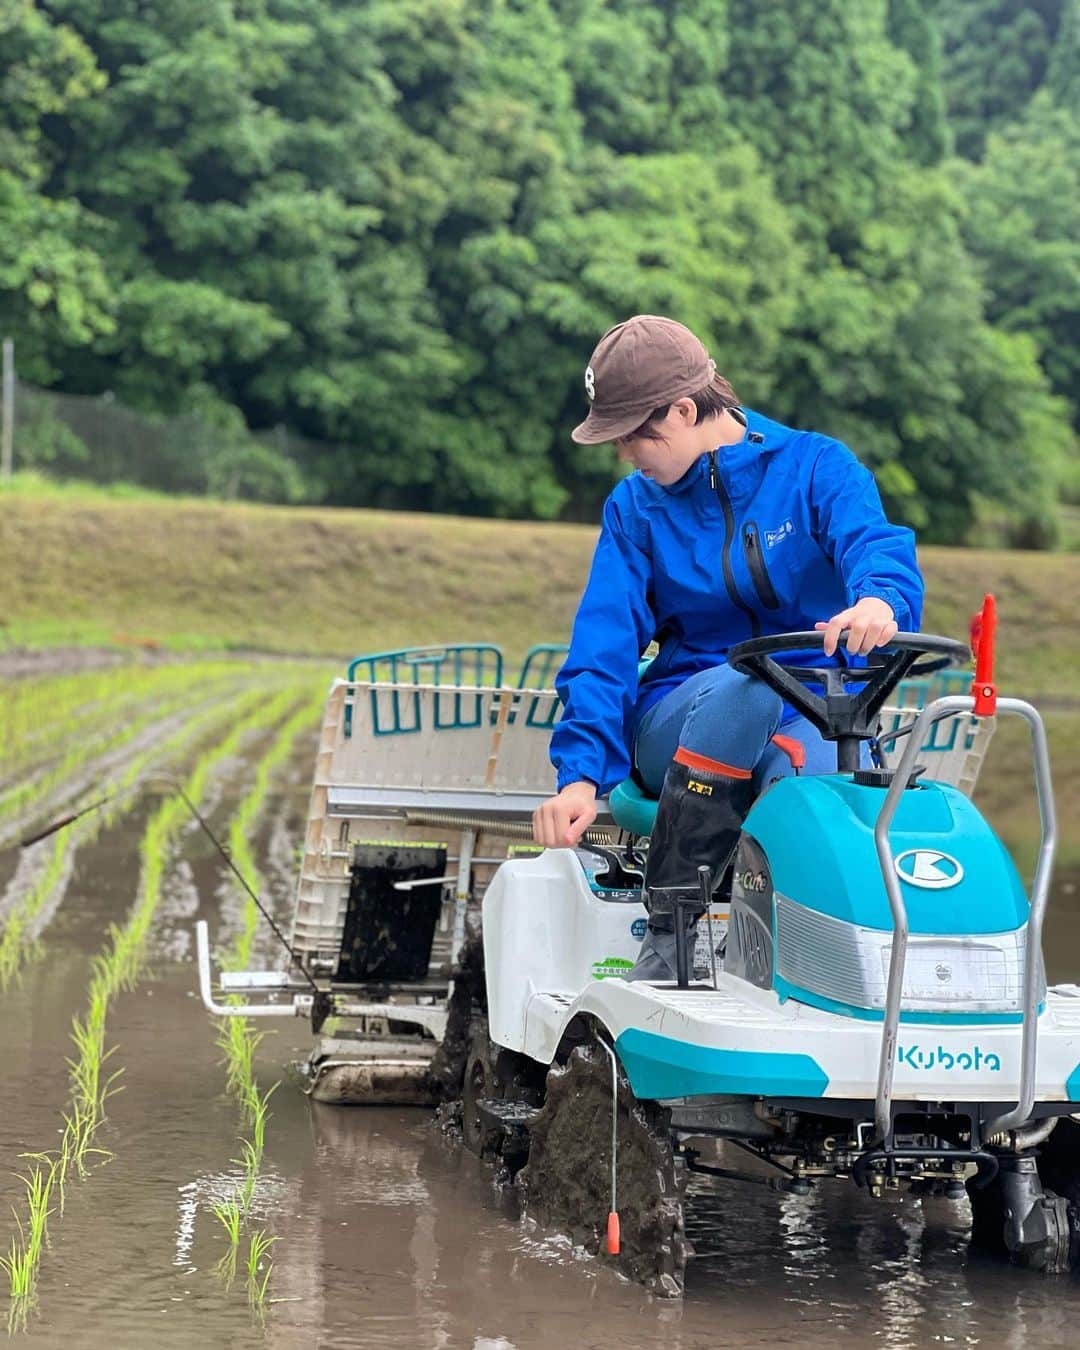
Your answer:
[2,492,1077,859]
[1,493,1075,677]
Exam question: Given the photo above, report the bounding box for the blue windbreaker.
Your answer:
[550,408,924,795]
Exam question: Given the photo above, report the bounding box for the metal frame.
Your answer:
[195,920,449,1036]
[872,695,1057,1144]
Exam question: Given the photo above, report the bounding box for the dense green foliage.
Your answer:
[0,0,1075,542]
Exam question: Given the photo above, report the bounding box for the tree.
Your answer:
[770,164,1072,541]
[1046,0,1080,112]
[722,0,916,249]
[0,0,113,381]
[938,0,1066,158]
[954,94,1080,426]
[888,0,951,164]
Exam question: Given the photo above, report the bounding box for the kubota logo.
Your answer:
[897,1044,1001,1072]
[894,849,964,889]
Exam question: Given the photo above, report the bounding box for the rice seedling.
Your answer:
[19,1164,55,1265]
[215,1018,262,1106]
[211,1197,243,1246]
[248,1083,277,1161]
[245,1230,278,1307]
[0,1157,58,1318]
[234,1141,260,1216]
[0,1224,35,1302]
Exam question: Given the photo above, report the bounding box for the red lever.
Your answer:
[971,594,997,717]
[770,733,807,773]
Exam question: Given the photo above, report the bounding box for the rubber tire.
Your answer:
[461,1021,500,1158]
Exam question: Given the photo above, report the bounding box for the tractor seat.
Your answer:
[608,734,807,837]
[608,777,659,836]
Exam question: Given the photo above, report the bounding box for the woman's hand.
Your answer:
[532,781,598,848]
[815,597,897,657]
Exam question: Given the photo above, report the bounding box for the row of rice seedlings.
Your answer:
[0,678,285,989]
[0,663,265,842]
[0,683,318,1323]
[0,834,71,988]
[2,665,167,768]
[217,691,325,1116]
[210,1214,277,1311]
[211,1084,278,1291]
[209,692,324,1312]
[0,664,255,831]
[0,662,249,787]
[0,666,146,768]
[0,1159,57,1330]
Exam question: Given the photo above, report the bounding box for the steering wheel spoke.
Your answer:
[728,630,970,764]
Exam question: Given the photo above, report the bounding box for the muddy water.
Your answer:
[1,795,1078,1347]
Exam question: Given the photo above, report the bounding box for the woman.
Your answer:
[532,315,923,981]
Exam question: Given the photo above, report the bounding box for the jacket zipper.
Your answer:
[743,521,780,609]
[709,450,760,639]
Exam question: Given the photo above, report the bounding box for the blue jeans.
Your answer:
[634,664,860,795]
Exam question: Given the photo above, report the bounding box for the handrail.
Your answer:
[982,698,1056,1136]
[871,695,1057,1144]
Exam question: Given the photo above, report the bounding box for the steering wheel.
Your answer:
[728,631,970,770]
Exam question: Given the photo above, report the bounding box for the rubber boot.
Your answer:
[627,754,756,983]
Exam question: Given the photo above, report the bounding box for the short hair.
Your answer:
[621,374,739,442]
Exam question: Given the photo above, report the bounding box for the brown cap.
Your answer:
[571,314,719,444]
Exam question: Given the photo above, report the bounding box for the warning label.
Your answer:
[591,956,635,981]
[693,910,729,978]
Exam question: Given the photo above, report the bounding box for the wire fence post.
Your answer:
[1,338,13,482]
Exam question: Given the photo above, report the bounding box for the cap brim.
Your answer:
[571,406,650,445]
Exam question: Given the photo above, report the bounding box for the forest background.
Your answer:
[2,0,1078,546]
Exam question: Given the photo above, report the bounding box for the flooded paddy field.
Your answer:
[1,664,1078,1348]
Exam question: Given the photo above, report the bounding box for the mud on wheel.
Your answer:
[518,1027,690,1297]
[461,1018,544,1170]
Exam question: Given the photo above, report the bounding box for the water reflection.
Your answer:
[250,1100,1080,1350]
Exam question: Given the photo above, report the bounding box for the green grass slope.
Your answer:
[1,492,1075,681]
[2,490,1076,862]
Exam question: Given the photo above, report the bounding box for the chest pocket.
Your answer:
[743,521,780,609]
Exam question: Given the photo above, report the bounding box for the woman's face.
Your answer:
[613,400,707,486]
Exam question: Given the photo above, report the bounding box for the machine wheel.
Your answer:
[428,918,487,1101]
[461,1018,545,1167]
[518,1033,690,1297]
[462,1021,502,1158]
[967,1124,1080,1273]
[1032,1118,1080,1269]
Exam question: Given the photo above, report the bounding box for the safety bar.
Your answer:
[872,696,1056,1144]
